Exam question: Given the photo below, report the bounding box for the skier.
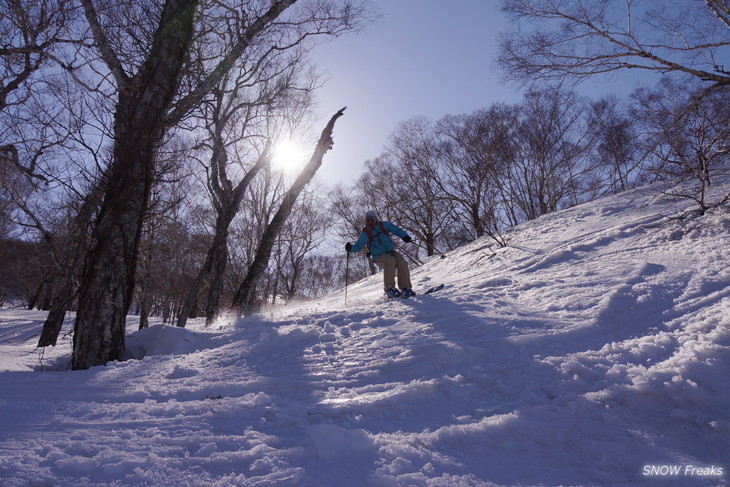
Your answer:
[345,210,415,298]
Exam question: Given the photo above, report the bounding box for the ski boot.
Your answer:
[386,286,402,298]
[401,288,416,298]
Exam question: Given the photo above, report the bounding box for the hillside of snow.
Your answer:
[1,180,729,487]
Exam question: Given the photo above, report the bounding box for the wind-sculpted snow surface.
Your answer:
[1,180,729,486]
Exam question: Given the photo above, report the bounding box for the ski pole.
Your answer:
[433,245,447,259]
[418,240,446,259]
[344,250,350,307]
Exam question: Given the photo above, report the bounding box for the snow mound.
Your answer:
[124,325,214,359]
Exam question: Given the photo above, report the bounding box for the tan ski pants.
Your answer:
[374,251,412,292]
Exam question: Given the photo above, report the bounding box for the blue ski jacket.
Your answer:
[349,221,410,260]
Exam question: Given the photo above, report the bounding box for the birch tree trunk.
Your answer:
[175,145,272,328]
[72,0,199,369]
[69,0,357,366]
[232,107,345,314]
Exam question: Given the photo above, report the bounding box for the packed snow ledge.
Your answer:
[1,179,729,486]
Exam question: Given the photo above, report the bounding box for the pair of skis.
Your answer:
[386,283,444,300]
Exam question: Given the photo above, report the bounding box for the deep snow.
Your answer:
[1,180,729,487]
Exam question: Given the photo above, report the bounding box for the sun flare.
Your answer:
[272,139,308,172]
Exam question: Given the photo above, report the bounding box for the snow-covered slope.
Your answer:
[1,180,728,487]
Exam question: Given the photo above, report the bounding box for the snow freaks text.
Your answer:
[642,465,724,477]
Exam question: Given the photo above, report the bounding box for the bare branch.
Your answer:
[705,0,730,30]
[498,0,730,90]
[80,0,129,89]
[167,0,298,125]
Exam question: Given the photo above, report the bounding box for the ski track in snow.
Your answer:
[1,180,729,486]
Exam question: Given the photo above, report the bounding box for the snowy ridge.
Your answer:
[1,180,729,486]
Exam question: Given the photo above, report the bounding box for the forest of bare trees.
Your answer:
[0,0,371,369]
[1,0,728,369]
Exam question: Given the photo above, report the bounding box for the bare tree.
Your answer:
[0,0,84,245]
[9,69,121,348]
[633,80,730,214]
[382,118,456,255]
[0,238,47,307]
[328,183,375,278]
[232,106,345,314]
[35,184,103,346]
[498,0,730,94]
[0,0,80,202]
[434,107,517,246]
[140,213,210,325]
[72,0,204,369]
[295,253,348,298]
[175,14,324,327]
[0,0,76,113]
[506,88,594,221]
[71,0,370,368]
[587,95,643,195]
[0,100,102,347]
[134,147,194,329]
[175,140,273,327]
[269,186,329,302]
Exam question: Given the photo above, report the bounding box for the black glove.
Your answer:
[345,242,352,252]
[402,235,412,243]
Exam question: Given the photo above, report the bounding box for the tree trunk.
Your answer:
[232,107,345,314]
[176,145,272,328]
[139,302,150,329]
[72,0,299,366]
[37,276,73,347]
[138,278,152,330]
[204,240,228,326]
[72,0,198,369]
[28,269,54,310]
[38,182,102,347]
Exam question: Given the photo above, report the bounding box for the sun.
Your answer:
[272,139,308,172]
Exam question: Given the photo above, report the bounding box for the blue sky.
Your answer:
[310,0,519,185]
[309,0,652,186]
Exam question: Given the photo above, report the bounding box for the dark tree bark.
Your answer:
[71,0,298,368]
[72,0,199,369]
[38,182,102,347]
[37,268,73,345]
[232,107,345,314]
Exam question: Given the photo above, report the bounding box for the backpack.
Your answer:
[362,221,389,245]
